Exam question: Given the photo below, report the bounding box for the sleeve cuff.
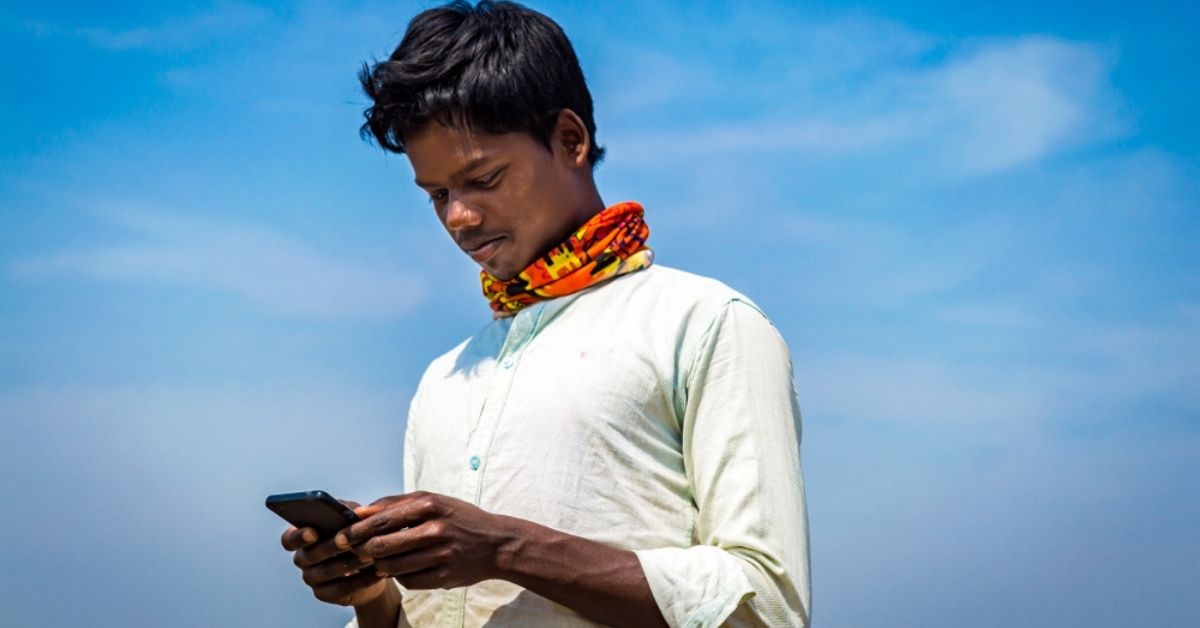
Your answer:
[635,546,756,628]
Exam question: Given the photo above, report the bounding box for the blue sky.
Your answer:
[1,1,1197,626]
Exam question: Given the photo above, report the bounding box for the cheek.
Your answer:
[496,179,547,233]
[496,161,567,252]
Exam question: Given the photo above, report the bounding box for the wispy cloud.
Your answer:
[799,304,1200,430]
[606,19,1123,177]
[916,36,1122,175]
[9,207,427,320]
[796,353,1049,426]
[21,1,270,52]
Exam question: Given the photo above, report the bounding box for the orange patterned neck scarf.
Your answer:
[481,201,654,317]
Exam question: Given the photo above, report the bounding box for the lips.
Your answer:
[463,235,505,264]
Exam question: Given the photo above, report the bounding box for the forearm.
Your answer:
[353,579,402,628]
[495,514,668,628]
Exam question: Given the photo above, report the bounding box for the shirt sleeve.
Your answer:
[634,299,811,628]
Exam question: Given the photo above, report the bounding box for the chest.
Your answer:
[411,307,685,507]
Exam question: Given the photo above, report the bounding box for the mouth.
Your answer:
[463,235,505,264]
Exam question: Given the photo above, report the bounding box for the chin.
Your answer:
[483,252,531,282]
[488,267,520,282]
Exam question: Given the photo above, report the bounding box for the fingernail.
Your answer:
[359,555,373,565]
[301,529,317,544]
[334,533,349,549]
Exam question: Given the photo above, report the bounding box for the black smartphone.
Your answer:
[265,490,361,538]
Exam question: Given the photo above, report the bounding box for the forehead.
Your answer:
[406,124,539,185]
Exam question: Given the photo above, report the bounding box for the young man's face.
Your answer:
[406,122,589,281]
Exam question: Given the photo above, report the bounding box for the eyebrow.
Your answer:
[414,155,493,189]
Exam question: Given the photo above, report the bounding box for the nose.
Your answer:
[444,193,482,232]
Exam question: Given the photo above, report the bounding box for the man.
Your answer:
[280,2,810,626]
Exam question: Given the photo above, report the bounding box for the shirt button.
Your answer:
[469,455,481,470]
[500,357,513,369]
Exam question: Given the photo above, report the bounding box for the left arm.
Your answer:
[336,492,668,628]
[633,299,810,627]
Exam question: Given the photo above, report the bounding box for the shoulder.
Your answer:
[410,319,506,406]
[614,264,772,327]
[586,264,782,378]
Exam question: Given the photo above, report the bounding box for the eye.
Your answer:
[471,168,503,188]
[427,189,448,204]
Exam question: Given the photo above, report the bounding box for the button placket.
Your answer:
[461,304,544,505]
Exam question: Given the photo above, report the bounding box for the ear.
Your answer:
[552,109,591,169]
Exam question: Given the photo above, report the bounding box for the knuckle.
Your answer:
[371,494,399,508]
[426,520,448,538]
[417,494,439,515]
[363,536,386,557]
[366,511,392,534]
[435,567,452,584]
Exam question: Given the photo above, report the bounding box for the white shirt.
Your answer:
[349,264,810,627]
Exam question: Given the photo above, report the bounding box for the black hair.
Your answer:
[359,0,605,166]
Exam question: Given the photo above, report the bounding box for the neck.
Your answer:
[564,176,606,234]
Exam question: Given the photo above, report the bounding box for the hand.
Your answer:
[335,491,516,590]
[281,502,389,607]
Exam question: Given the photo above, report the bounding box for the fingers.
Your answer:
[311,570,385,607]
[373,545,449,578]
[295,537,351,568]
[394,566,449,590]
[357,493,412,518]
[337,492,440,550]
[302,552,375,586]
[361,520,442,561]
[281,526,318,551]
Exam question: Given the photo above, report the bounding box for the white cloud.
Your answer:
[607,27,1123,178]
[9,207,427,320]
[918,36,1122,175]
